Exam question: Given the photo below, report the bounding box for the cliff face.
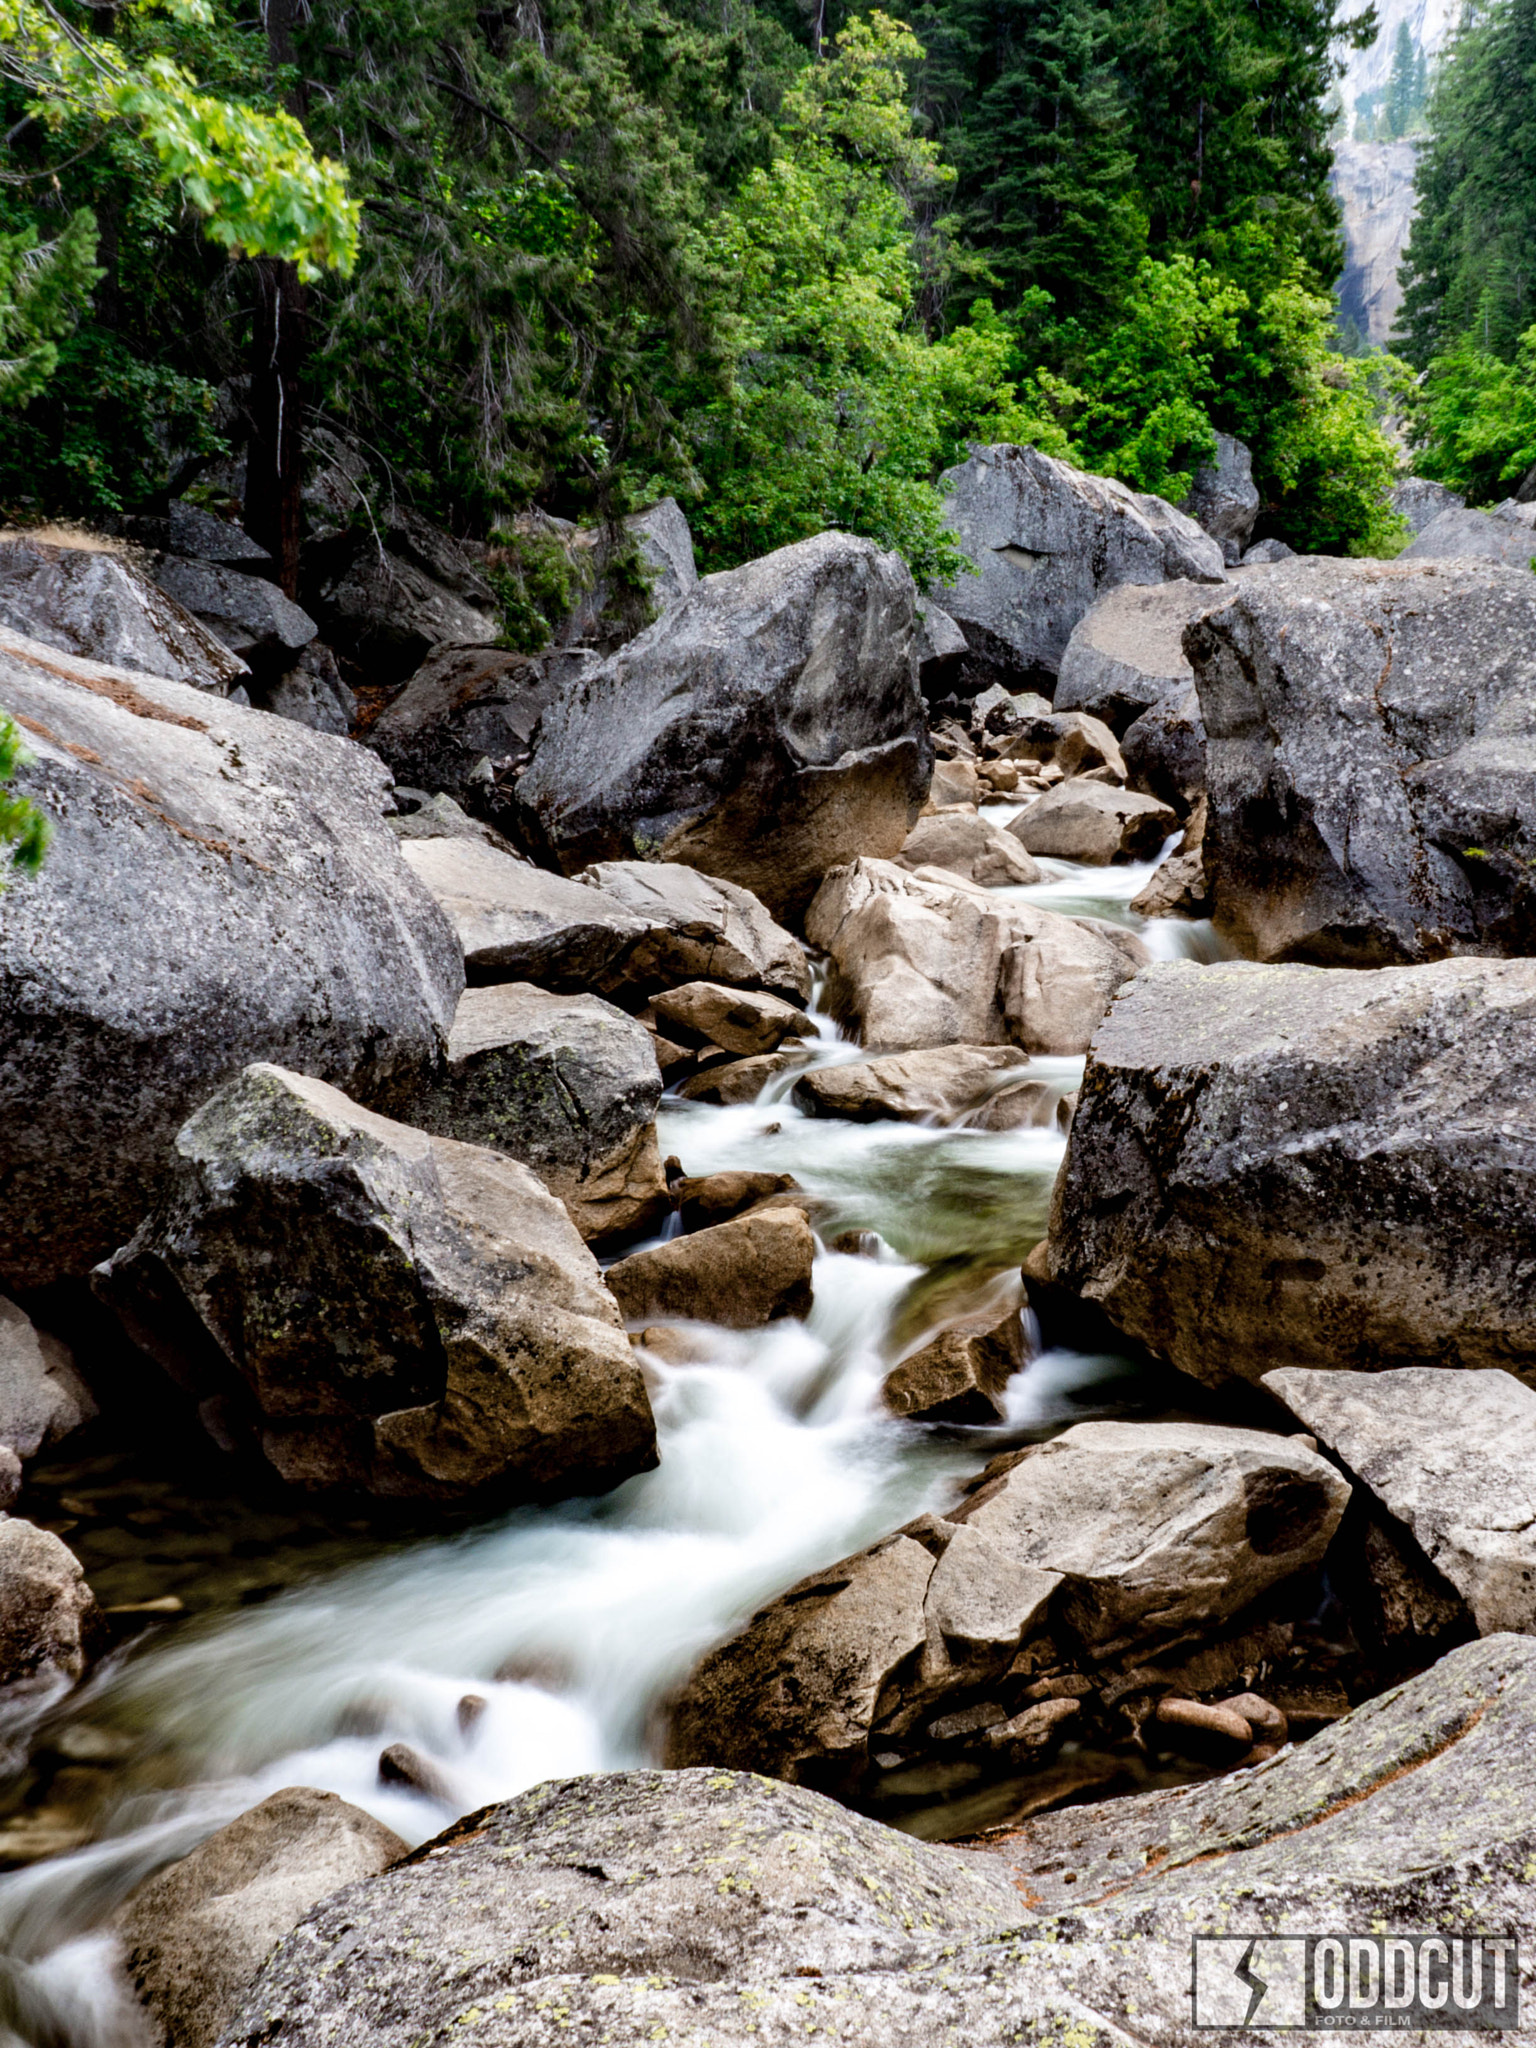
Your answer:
[1332,137,1420,345]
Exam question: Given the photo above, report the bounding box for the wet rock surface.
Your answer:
[219,1641,1536,2047]
[805,858,1145,1054]
[667,1419,1347,1791]
[519,531,931,918]
[1008,779,1177,865]
[929,444,1224,691]
[882,1310,1025,1422]
[116,1787,405,2048]
[606,1206,816,1329]
[1264,1365,1536,1633]
[96,1065,657,1510]
[1047,955,1536,1391]
[0,1517,102,1708]
[791,1045,1048,1127]
[0,632,462,1291]
[405,984,668,1246]
[1190,555,1536,962]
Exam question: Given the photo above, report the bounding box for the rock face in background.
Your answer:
[1402,499,1536,569]
[116,1789,406,2048]
[0,538,248,692]
[109,502,275,575]
[0,1298,95,1503]
[406,984,668,1246]
[929,445,1225,693]
[1181,434,1260,564]
[1331,137,1422,344]
[0,633,462,1292]
[518,533,930,919]
[1189,556,1536,963]
[367,643,593,830]
[806,858,1144,1054]
[1047,957,1536,1392]
[0,1517,101,1707]
[220,1643,1536,2048]
[96,1066,656,1509]
[1392,476,1465,535]
[257,639,356,737]
[550,497,699,654]
[1264,1366,1536,1633]
[666,1419,1346,1787]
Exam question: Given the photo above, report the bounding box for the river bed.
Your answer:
[0,838,1226,2043]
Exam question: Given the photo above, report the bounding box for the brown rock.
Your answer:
[674,1050,814,1103]
[652,982,814,1058]
[792,1046,1048,1128]
[115,1787,405,2048]
[896,811,1041,888]
[1153,1697,1254,1748]
[672,1171,801,1233]
[883,1313,1026,1424]
[1215,1691,1288,1744]
[1008,781,1177,866]
[986,1697,1081,1749]
[605,1208,816,1329]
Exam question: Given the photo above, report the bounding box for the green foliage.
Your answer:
[0,0,358,277]
[1398,0,1536,367]
[0,716,50,886]
[1410,325,1536,502]
[686,12,972,579]
[0,209,101,406]
[486,528,592,652]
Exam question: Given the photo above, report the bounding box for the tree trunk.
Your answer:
[243,0,309,596]
[244,259,307,596]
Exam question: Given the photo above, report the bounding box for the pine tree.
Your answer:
[1385,22,1417,138]
[1397,0,1536,364]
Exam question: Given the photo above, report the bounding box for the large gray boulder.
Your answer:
[309,519,500,684]
[109,500,274,575]
[1189,556,1536,963]
[1046,956,1536,1393]
[0,536,247,692]
[221,1638,1536,2047]
[0,630,462,1291]
[806,858,1145,1054]
[929,445,1225,691]
[1401,499,1536,568]
[253,639,356,737]
[518,532,931,919]
[367,643,593,827]
[1053,578,1224,733]
[399,837,646,992]
[553,497,699,653]
[1264,1366,1536,1635]
[95,1065,656,1509]
[405,984,668,1246]
[1390,476,1465,536]
[151,556,317,675]
[1182,433,1260,562]
[1119,680,1206,813]
[666,1419,1346,1791]
[116,1787,406,2048]
[577,861,811,1003]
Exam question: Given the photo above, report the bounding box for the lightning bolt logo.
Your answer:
[1234,1939,1269,2025]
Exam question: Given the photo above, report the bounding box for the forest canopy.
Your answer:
[0,0,1417,588]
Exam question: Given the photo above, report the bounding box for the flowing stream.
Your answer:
[0,833,1227,2044]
